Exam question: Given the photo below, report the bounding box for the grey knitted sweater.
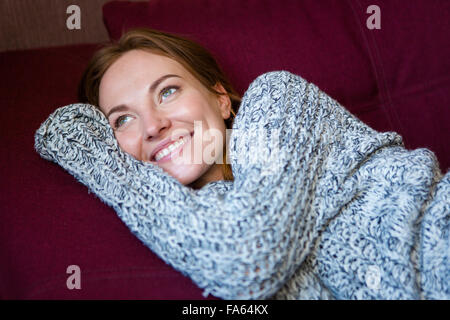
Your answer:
[35,71,449,299]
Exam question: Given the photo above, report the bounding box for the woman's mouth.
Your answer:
[152,132,193,163]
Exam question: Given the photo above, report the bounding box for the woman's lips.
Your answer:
[151,132,193,163]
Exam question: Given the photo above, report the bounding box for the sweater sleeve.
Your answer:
[34,71,404,299]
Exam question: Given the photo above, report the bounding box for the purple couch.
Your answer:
[1,0,449,299]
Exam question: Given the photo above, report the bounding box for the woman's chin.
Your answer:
[166,163,223,190]
[159,162,206,186]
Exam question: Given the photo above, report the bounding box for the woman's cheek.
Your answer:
[116,127,144,161]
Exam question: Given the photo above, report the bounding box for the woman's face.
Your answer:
[98,49,232,188]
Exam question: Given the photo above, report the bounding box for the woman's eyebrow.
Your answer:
[106,105,128,119]
[106,74,182,119]
[149,74,182,94]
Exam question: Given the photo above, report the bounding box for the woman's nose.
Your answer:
[141,110,170,140]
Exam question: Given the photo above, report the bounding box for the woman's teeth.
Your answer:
[154,137,187,161]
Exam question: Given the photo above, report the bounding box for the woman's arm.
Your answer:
[35,71,404,299]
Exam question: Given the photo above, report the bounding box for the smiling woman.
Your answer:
[35,26,449,300]
[78,28,241,189]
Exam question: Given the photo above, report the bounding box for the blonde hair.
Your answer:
[78,27,241,181]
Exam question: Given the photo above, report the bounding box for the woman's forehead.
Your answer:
[106,50,188,79]
[98,49,205,107]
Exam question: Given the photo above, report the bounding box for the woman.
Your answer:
[35,28,449,299]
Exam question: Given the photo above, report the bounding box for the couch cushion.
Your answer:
[103,0,450,172]
[350,0,450,174]
[0,43,215,299]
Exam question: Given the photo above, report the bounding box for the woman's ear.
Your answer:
[213,83,232,120]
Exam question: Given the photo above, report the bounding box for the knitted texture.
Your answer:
[35,71,449,299]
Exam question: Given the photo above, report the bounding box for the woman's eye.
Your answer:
[159,86,178,102]
[114,115,132,129]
